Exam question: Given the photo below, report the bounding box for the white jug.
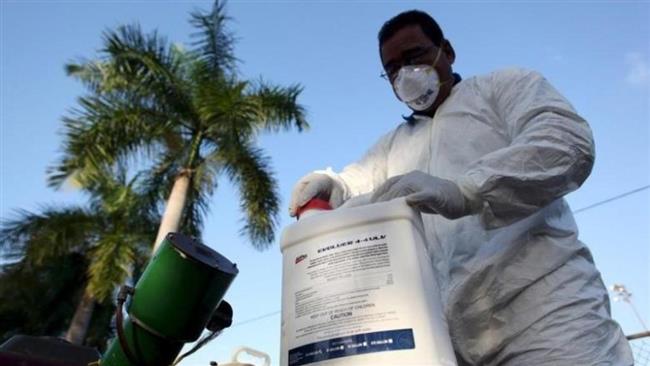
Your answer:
[280,198,457,366]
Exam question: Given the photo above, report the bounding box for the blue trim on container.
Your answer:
[288,328,415,366]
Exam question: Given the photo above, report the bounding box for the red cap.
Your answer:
[296,198,332,219]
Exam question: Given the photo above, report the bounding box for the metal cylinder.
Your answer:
[101,233,238,366]
[101,320,184,365]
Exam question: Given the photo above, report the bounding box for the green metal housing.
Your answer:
[101,233,238,366]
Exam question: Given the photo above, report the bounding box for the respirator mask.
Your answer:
[392,46,446,111]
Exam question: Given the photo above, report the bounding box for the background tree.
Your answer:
[48,0,308,253]
[1,0,307,347]
[0,254,116,351]
[0,168,159,346]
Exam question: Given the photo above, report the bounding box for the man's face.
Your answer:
[380,24,455,116]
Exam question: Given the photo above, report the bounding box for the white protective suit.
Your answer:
[304,68,633,365]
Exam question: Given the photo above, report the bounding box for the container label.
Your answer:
[281,206,458,366]
[288,328,415,366]
[283,230,418,357]
[291,233,399,341]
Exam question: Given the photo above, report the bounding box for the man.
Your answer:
[289,9,634,366]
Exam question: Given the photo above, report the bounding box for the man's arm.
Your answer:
[457,68,595,228]
[320,130,395,201]
[289,130,394,215]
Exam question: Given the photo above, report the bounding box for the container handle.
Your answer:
[231,346,271,366]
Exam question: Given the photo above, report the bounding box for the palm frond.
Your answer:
[87,234,136,302]
[194,74,260,139]
[48,93,173,188]
[189,0,237,76]
[65,58,138,95]
[65,60,110,93]
[141,153,181,203]
[193,74,308,142]
[101,24,197,122]
[0,207,97,264]
[247,80,309,132]
[210,138,279,249]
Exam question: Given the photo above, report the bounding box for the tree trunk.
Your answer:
[153,172,191,252]
[65,286,95,345]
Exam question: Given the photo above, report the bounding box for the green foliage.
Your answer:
[0,253,115,352]
[49,0,309,249]
[189,1,237,76]
[1,171,157,303]
[1,207,96,264]
[0,0,310,348]
[0,255,84,342]
[83,301,116,352]
[0,254,117,351]
[0,169,157,347]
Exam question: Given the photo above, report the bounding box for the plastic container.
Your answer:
[218,346,271,366]
[280,198,457,366]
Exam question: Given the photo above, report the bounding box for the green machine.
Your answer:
[101,232,238,366]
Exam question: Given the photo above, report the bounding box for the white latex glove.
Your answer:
[371,171,475,219]
[288,173,345,217]
[339,193,373,209]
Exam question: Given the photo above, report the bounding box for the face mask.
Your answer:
[392,47,444,111]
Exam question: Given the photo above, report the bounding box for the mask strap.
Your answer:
[431,41,444,68]
[433,40,454,87]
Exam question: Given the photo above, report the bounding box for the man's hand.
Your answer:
[288,173,344,217]
[371,171,472,219]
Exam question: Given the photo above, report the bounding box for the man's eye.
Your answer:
[404,48,429,65]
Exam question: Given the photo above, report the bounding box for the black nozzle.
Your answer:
[206,300,233,332]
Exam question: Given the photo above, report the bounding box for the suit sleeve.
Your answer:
[319,130,396,201]
[456,69,595,229]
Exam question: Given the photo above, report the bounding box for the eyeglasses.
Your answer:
[380,45,436,81]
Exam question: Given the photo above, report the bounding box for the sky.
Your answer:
[1,1,649,365]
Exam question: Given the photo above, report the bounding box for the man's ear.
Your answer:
[443,39,456,65]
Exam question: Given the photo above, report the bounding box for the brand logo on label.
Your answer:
[295,254,307,264]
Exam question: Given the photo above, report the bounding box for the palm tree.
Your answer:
[48,0,308,253]
[0,168,159,346]
[0,254,87,342]
[0,254,116,351]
